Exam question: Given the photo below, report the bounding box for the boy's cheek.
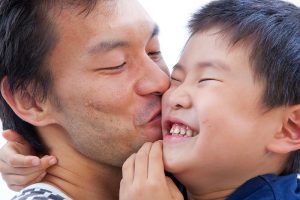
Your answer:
[161,91,172,113]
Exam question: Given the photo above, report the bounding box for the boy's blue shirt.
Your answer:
[227,174,300,200]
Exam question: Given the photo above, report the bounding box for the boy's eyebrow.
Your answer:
[197,61,231,72]
[151,24,160,38]
[173,61,230,72]
[172,63,184,71]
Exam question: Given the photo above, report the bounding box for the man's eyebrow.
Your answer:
[88,24,159,54]
[88,40,129,54]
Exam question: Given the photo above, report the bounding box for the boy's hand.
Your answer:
[0,130,57,191]
[120,141,184,200]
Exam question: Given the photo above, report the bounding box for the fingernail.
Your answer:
[49,157,57,165]
[32,158,40,166]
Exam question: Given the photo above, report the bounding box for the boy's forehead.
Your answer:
[176,27,255,75]
[188,26,255,53]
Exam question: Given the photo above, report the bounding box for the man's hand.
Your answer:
[0,130,57,191]
[120,141,183,200]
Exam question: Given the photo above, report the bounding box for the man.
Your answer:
[0,0,179,199]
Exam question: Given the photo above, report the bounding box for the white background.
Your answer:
[1,0,300,198]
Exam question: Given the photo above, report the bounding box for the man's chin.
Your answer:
[143,127,163,143]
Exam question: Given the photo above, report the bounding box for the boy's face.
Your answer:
[161,27,284,186]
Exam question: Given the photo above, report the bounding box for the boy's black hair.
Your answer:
[0,0,97,155]
[189,0,300,174]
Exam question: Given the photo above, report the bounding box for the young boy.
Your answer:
[1,0,300,200]
[120,0,300,199]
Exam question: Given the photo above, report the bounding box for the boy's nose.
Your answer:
[168,84,192,110]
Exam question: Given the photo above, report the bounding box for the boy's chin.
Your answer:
[162,146,192,174]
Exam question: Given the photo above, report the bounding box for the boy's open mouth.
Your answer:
[167,123,199,137]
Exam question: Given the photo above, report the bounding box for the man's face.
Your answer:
[162,28,284,185]
[46,0,169,167]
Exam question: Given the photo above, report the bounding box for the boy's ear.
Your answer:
[267,105,300,154]
[1,77,56,126]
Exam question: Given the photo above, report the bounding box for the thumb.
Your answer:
[166,177,184,200]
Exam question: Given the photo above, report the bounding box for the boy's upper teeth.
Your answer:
[180,128,185,135]
[169,124,197,137]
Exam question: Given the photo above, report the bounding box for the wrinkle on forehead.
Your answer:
[46,0,118,44]
[47,0,117,20]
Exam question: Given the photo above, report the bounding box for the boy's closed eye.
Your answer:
[170,76,221,83]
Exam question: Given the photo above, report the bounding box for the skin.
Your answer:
[0,0,171,199]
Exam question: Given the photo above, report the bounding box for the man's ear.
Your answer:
[1,77,56,126]
[267,105,300,154]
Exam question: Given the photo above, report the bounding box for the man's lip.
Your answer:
[136,105,162,126]
[148,109,162,123]
[163,116,197,132]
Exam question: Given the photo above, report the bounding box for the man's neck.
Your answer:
[38,125,122,200]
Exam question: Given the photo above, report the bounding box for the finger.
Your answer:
[6,171,47,192]
[134,142,152,182]
[0,141,41,168]
[4,153,42,168]
[7,184,24,192]
[148,141,164,179]
[3,170,47,188]
[122,153,136,184]
[166,177,184,200]
[0,143,57,168]
[30,171,47,183]
[2,130,27,145]
[1,155,57,175]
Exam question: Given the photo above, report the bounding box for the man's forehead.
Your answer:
[49,0,116,21]
[51,0,151,29]
[49,0,115,15]
[51,0,155,46]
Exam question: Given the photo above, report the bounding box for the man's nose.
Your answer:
[134,57,170,96]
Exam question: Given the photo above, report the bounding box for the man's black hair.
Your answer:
[0,0,97,155]
[189,0,300,174]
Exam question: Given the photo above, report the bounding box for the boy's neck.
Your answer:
[186,187,235,200]
[38,125,122,200]
[176,158,287,200]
